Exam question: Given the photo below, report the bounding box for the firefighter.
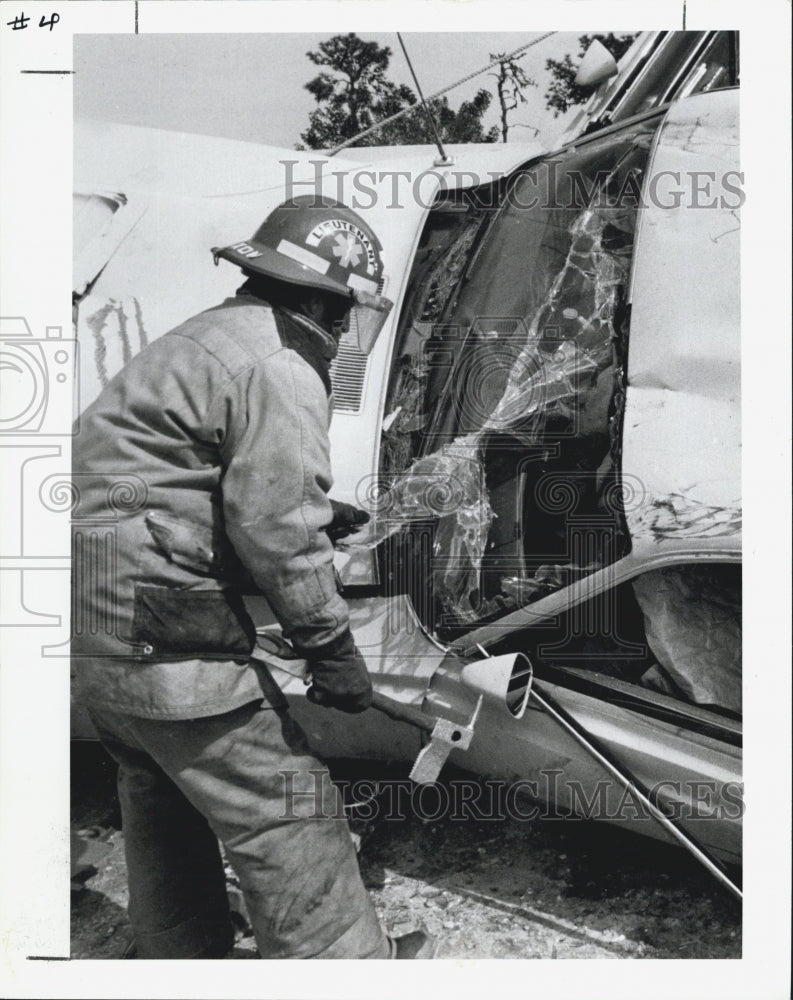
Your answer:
[71,195,436,959]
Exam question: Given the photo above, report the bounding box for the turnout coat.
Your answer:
[71,290,349,719]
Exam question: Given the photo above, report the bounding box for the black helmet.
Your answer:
[212,195,393,353]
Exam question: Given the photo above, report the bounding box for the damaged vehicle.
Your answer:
[72,43,741,882]
[332,86,742,875]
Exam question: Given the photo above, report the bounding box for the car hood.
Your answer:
[623,90,741,551]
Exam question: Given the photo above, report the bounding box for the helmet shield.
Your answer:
[351,288,394,355]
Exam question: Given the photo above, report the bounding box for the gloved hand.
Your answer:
[326,499,371,544]
[293,628,373,713]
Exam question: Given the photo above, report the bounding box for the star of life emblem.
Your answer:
[306,219,377,276]
[332,233,363,268]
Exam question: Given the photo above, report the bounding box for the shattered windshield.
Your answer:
[369,117,661,639]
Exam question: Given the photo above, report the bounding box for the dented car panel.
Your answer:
[624,89,741,549]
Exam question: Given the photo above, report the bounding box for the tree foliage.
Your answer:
[544,33,638,116]
[377,89,498,145]
[301,34,497,149]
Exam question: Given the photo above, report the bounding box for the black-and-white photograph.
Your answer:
[70,24,746,960]
[1,3,791,997]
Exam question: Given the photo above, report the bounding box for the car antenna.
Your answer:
[397,32,453,167]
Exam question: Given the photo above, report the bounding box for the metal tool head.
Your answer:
[409,695,482,785]
[254,626,485,786]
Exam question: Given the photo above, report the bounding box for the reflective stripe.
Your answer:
[346,272,378,295]
[277,239,331,275]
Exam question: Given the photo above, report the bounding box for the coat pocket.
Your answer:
[131,584,256,661]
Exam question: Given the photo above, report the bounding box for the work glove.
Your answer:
[293,628,373,714]
[326,499,371,544]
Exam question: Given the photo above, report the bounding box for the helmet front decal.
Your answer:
[306,219,379,279]
[332,233,363,269]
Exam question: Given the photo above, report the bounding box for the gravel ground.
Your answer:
[71,744,741,961]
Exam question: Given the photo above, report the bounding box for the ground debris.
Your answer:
[70,749,741,960]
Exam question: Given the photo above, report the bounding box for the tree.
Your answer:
[489,53,537,142]
[301,33,498,149]
[301,34,415,148]
[544,33,638,116]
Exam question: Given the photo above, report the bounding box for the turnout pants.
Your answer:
[88,698,390,959]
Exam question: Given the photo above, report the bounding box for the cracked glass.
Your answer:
[360,117,662,639]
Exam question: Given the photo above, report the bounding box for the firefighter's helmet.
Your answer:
[212,195,393,354]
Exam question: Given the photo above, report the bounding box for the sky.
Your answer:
[74,32,585,150]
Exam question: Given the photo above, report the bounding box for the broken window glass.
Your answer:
[364,118,661,639]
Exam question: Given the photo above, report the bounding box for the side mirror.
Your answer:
[575,39,619,88]
[460,651,533,720]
